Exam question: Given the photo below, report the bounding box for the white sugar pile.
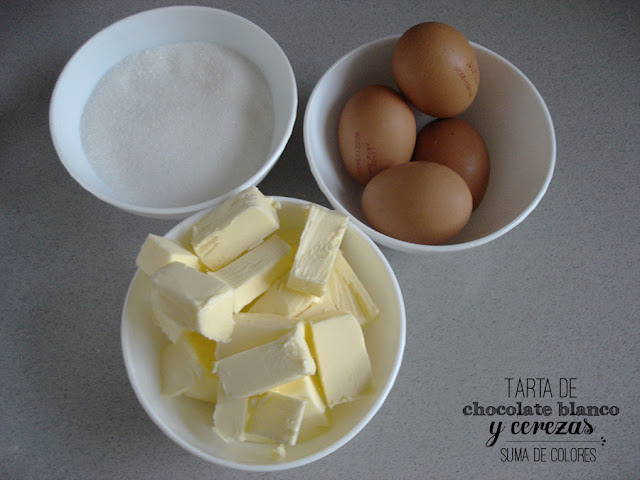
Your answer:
[80,42,274,208]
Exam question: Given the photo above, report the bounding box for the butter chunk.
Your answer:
[150,262,235,342]
[215,313,298,360]
[287,205,348,296]
[160,340,198,397]
[213,385,249,442]
[191,187,280,271]
[151,297,187,343]
[136,234,202,276]
[184,373,219,403]
[326,251,379,325]
[181,332,218,402]
[211,235,293,313]
[249,274,318,317]
[295,293,338,320]
[214,322,316,398]
[246,392,306,446]
[160,334,218,402]
[274,376,329,441]
[308,312,372,407]
[182,331,216,372]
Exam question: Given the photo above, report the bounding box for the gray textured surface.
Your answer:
[1,1,639,479]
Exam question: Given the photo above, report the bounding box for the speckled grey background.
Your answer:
[1,1,638,479]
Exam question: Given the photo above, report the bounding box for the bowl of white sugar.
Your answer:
[50,6,297,219]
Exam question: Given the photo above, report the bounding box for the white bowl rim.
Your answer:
[304,35,556,254]
[120,196,407,471]
[50,5,298,218]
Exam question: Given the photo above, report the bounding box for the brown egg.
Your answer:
[391,22,479,118]
[414,118,490,210]
[338,85,416,185]
[362,161,472,245]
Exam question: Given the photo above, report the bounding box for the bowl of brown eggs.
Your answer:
[304,22,556,253]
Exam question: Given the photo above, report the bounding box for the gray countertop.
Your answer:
[1,1,638,479]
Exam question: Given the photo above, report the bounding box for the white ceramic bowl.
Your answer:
[304,35,556,253]
[121,197,406,471]
[50,6,297,219]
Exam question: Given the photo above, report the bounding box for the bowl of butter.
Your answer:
[121,187,406,470]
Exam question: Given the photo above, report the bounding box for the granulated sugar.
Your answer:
[80,42,274,207]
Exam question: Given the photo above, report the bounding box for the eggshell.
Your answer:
[414,118,490,210]
[362,162,472,245]
[391,22,479,117]
[338,85,416,185]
